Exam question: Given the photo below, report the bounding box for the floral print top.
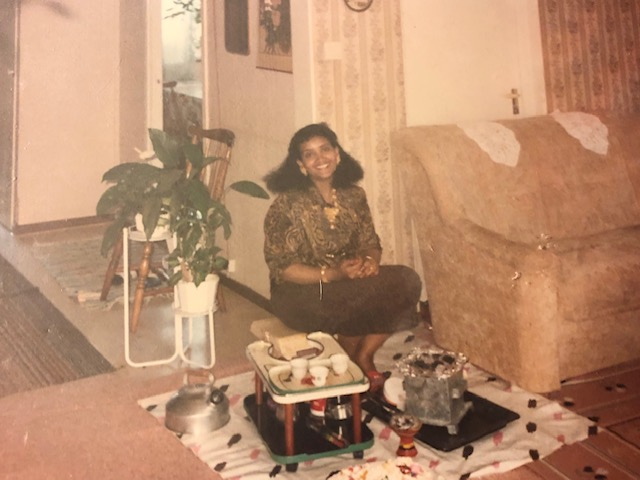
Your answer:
[264,185,381,284]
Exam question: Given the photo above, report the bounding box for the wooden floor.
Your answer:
[484,359,640,479]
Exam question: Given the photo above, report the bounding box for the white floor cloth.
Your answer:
[139,324,593,479]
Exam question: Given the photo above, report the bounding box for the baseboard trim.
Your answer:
[220,276,272,314]
[12,216,110,235]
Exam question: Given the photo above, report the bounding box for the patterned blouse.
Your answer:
[264,185,382,284]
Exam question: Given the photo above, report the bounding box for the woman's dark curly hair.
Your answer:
[264,123,364,193]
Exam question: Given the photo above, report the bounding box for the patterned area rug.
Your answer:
[0,255,114,398]
[139,323,594,479]
[31,235,169,311]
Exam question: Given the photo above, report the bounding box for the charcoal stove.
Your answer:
[397,347,472,434]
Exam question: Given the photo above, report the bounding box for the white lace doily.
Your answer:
[458,122,521,167]
[551,111,609,155]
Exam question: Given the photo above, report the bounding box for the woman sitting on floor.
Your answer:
[263,123,421,391]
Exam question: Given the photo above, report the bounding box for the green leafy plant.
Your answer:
[166,138,269,287]
[96,129,185,256]
[96,128,270,287]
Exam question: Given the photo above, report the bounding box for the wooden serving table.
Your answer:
[244,332,373,472]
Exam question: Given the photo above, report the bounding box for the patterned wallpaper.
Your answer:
[303,0,640,289]
[539,0,640,113]
[309,0,411,265]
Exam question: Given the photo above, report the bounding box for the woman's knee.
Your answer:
[383,265,422,300]
[403,266,422,300]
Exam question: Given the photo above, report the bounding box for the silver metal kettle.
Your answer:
[164,372,230,436]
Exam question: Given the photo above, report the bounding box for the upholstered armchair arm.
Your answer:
[450,219,542,266]
[423,218,562,392]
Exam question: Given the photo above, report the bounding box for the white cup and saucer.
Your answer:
[289,358,309,380]
[329,353,349,376]
[309,365,330,386]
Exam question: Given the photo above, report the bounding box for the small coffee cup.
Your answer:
[330,353,349,375]
[290,358,309,380]
[309,365,329,387]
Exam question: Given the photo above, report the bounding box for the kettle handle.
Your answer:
[184,368,215,386]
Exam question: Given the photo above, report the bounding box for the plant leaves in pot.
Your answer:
[163,130,270,309]
[96,128,186,257]
[97,127,270,309]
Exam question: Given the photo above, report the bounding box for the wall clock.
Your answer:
[344,0,374,12]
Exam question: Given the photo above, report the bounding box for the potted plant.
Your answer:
[165,136,269,312]
[96,128,186,256]
[96,128,269,313]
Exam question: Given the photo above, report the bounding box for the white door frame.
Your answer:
[146,0,163,143]
[0,0,19,229]
[201,0,218,127]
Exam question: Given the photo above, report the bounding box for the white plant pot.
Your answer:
[135,213,170,239]
[175,274,220,314]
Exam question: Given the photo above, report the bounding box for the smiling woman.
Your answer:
[262,123,422,391]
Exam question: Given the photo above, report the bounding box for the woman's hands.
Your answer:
[362,255,380,277]
[338,254,379,279]
[280,250,381,284]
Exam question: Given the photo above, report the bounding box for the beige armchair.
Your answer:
[392,112,640,392]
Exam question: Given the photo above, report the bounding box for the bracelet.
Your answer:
[320,266,329,283]
[364,255,376,264]
[319,266,327,301]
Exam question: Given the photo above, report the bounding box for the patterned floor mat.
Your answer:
[139,323,594,479]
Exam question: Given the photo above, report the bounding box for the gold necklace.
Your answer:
[323,189,339,230]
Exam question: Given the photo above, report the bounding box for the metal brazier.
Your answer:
[397,347,472,434]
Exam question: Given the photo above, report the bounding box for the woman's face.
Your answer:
[296,135,340,184]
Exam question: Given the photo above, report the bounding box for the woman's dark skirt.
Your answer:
[270,265,422,336]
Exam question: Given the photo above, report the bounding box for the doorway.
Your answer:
[147,0,204,139]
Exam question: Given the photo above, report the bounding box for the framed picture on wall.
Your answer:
[257,0,292,73]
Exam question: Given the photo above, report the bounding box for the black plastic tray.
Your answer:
[244,394,374,463]
[362,390,520,452]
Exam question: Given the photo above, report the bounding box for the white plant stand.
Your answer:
[122,227,216,368]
